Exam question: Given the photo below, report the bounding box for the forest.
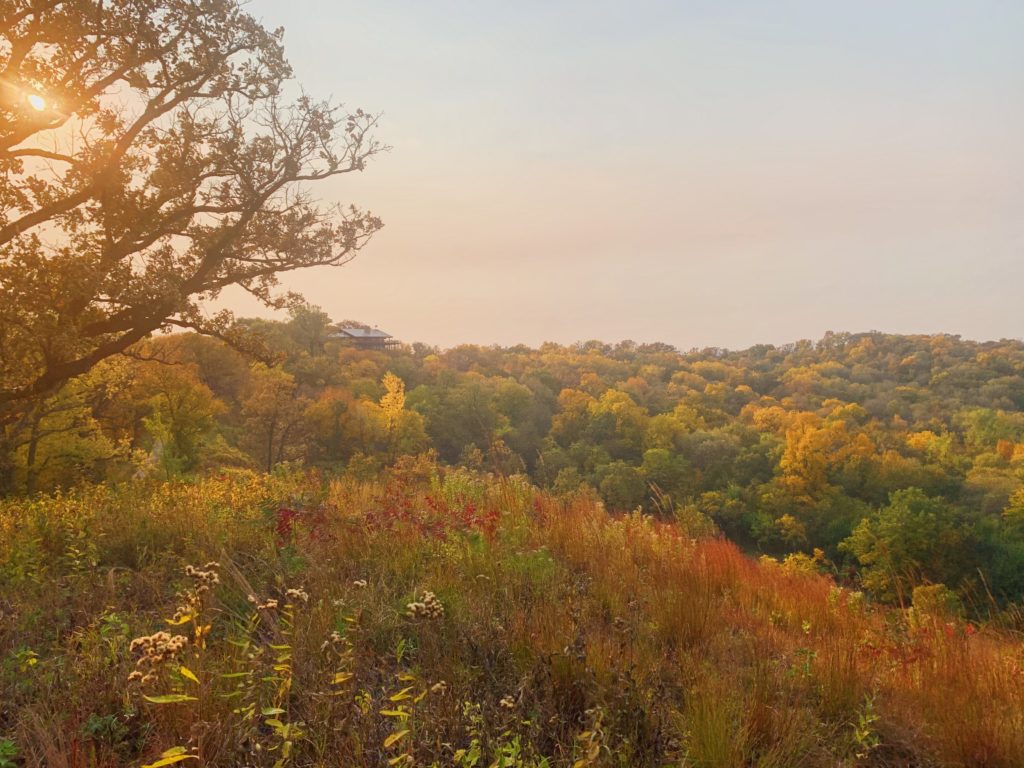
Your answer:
[5,308,1024,614]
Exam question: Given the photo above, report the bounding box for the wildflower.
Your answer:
[128,631,188,684]
[500,695,516,709]
[129,631,188,662]
[431,681,448,695]
[184,562,220,588]
[320,629,344,652]
[285,587,309,603]
[353,579,368,588]
[320,629,345,652]
[257,598,279,611]
[406,590,444,620]
[847,591,865,612]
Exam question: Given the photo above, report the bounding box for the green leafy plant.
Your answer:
[0,740,18,768]
[852,696,881,759]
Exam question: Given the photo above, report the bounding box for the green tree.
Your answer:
[641,448,692,501]
[241,365,310,471]
[408,374,500,463]
[286,305,334,357]
[549,389,595,447]
[136,361,225,477]
[10,360,131,493]
[841,488,977,604]
[598,461,647,511]
[586,390,648,461]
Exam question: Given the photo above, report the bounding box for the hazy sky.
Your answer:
[236,0,1024,350]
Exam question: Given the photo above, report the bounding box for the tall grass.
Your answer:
[0,467,1020,766]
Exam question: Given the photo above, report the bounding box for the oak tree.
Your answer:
[0,0,384,419]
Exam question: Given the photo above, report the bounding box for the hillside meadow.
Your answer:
[1,464,1021,767]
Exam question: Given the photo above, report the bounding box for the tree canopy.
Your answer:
[7,321,1024,608]
[0,0,383,413]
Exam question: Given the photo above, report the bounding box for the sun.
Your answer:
[26,93,47,111]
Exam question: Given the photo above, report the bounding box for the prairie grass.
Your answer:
[0,465,1020,766]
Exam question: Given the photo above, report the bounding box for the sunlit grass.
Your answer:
[0,466,1020,766]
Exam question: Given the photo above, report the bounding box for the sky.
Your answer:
[234,0,1024,350]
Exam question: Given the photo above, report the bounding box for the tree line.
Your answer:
[4,308,1024,610]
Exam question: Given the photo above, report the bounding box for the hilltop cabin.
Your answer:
[330,326,400,351]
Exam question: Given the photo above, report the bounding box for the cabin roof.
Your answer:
[333,326,392,339]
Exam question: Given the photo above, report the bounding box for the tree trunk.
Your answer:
[266,415,277,473]
[25,410,41,495]
[276,421,294,466]
[0,438,16,497]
